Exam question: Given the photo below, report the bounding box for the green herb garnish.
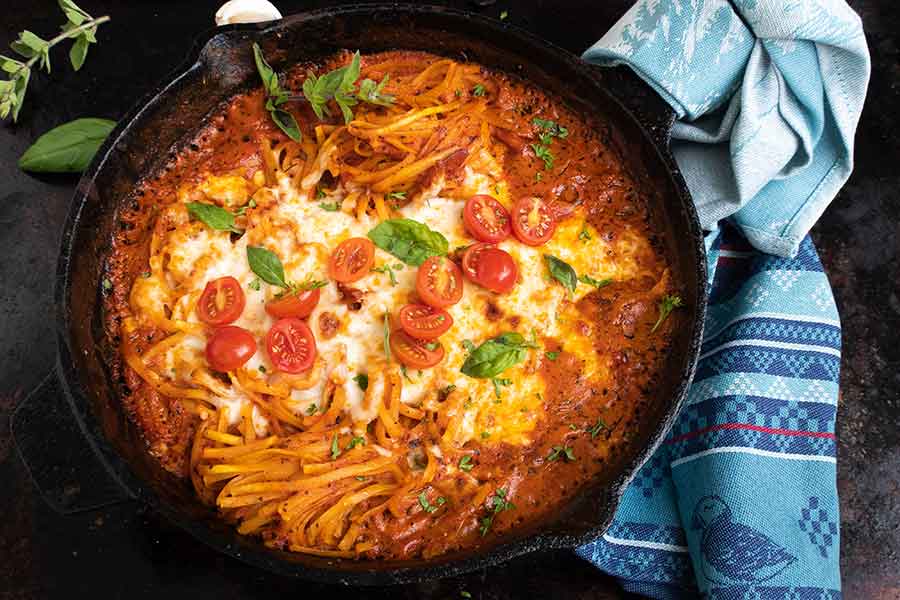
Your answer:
[319,201,340,211]
[418,492,442,514]
[353,373,369,391]
[187,202,243,234]
[544,255,577,294]
[458,455,474,472]
[472,84,486,97]
[579,274,612,289]
[252,42,301,142]
[531,143,554,170]
[18,118,116,173]
[367,218,448,266]
[330,434,341,460]
[492,377,512,398]
[651,294,683,333]
[547,445,576,462]
[479,488,514,536]
[545,351,559,361]
[346,436,366,450]
[588,417,606,439]
[306,403,318,415]
[460,332,537,379]
[3,1,111,124]
[371,263,400,286]
[247,246,289,288]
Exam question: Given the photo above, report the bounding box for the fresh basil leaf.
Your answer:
[68,33,90,71]
[367,218,449,266]
[252,42,280,98]
[270,107,301,142]
[544,255,577,294]
[247,246,288,288]
[18,117,114,173]
[186,202,241,233]
[460,332,531,379]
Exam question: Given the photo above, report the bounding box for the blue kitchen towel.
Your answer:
[576,225,842,598]
[583,0,870,257]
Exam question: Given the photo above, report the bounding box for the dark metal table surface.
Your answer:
[1,1,897,598]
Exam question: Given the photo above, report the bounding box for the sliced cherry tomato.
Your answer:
[461,242,493,280]
[398,304,453,340]
[390,329,445,368]
[265,288,321,319]
[416,255,464,308]
[205,326,256,372]
[197,276,245,325]
[463,194,511,243]
[266,317,317,373]
[468,246,518,293]
[511,196,556,246]
[328,237,375,283]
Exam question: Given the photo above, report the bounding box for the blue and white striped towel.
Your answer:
[576,0,868,597]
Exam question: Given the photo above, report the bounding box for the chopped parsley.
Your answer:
[248,278,261,291]
[346,436,366,450]
[579,222,592,242]
[545,351,559,361]
[479,488,514,536]
[472,84,486,97]
[652,294,684,332]
[330,434,341,460]
[371,263,400,286]
[492,377,512,399]
[579,274,612,289]
[458,455,474,472]
[418,492,444,514]
[547,445,576,462]
[318,201,340,211]
[531,143,554,170]
[352,373,369,391]
[588,417,607,439]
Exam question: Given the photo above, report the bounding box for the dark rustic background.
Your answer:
[1,1,897,598]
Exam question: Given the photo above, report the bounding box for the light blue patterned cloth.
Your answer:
[574,1,867,597]
[583,0,870,257]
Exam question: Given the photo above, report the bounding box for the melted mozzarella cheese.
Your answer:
[149,169,647,444]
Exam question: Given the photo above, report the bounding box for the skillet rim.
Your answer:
[52,3,707,584]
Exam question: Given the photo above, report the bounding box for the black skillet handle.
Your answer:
[11,366,133,514]
[587,64,678,151]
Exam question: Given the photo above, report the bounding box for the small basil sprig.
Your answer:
[247,246,289,288]
[18,117,115,173]
[252,42,301,142]
[544,255,577,294]
[302,52,394,124]
[367,218,449,266]
[460,332,537,379]
[187,202,242,234]
[579,274,611,289]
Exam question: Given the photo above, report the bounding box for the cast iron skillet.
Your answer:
[12,3,706,585]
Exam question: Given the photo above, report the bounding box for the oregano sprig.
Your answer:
[252,42,302,142]
[1,0,111,121]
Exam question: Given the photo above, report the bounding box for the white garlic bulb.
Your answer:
[215,0,283,25]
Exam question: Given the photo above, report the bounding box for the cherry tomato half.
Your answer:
[328,237,375,283]
[416,255,464,308]
[461,242,492,280]
[205,326,256,372]
[462,245,518,293]
[463,194,511,243]
[390,329,445,368]
[197,276,245,325]
[398,304,453,340]
[511,196,556,246]
[266,317,317,373]
[265,288,321,319]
